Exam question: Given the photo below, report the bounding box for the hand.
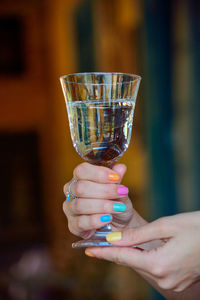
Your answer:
[85,212,200,294]
[63,162,135,239]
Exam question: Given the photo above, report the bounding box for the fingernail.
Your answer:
[100,214,111,222]
[113,202,127,212]
[118,185,129,195]
[106,232,122,242]
[66,193,71,202]
[108,173,120,181]
[85,250,95,258]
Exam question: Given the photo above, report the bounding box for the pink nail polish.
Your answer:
[118,185,129,195]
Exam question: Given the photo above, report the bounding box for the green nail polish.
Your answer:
[113,202,127,212]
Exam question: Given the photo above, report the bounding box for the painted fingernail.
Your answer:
[106,232,122,242]
[100,214,111,223]
[85,250,95,258]
[66,193,71,202]
[118,185,129,195]
[113,202,127,212]
[108,173,120,181]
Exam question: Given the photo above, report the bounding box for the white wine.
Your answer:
[67,99,135,166]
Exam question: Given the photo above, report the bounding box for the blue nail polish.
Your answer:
[100,215,111,222]
[66,193,71,202]
[113,202,127,212]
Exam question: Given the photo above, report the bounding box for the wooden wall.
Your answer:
[0,0,148,299]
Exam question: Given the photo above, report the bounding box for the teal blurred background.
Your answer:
[0,0,199,299]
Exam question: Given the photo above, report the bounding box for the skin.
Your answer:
[63,162,140,239]
[63,162,200,299]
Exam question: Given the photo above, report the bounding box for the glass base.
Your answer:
[72,238,112,248]
[72,225,113,248]
[72,224,143,249]
[72,226,143,249]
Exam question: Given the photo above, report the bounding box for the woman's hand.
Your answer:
[63,162,136,239]
[85,212,200,296]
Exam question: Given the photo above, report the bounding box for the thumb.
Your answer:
[106,217,174,246]
[85,246,152,271]
[112,164,127,183]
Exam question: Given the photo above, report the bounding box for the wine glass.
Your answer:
[60,72,141,248]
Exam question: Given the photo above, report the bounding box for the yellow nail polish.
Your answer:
[85,250,95,257]
[106,232,122,242]
[108,173,120,181]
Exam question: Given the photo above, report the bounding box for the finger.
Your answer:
[85,246,153,272]
[105,218,175,247]
[173,278,198,293]
[73,162,125,183]
[112,164,127,180]
[64,198,127,216]
[64,180,129,200]
[157,275,194,293]
[70,214,113,233]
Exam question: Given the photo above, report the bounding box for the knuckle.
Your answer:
[63,202,71,218]
[103,184,115,199]
[97,168,107,181]
[76,216,85,231]
[103,201,111,213]
[63,202,67,215]
[112,249,124,265]
[159,217,176,235]
[174,285,185,292]
[156,217,169,235]
[113,255,121,265]
[63,183,68,195]
[151,262,167,278]
[90,215,98,228]
[75,181,85,197]
[157,278,175,291]
[73,163,85,178]
[68,222,73,233]
[73,199,83,214]
[68,222,77,236]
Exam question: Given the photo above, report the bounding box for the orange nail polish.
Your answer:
[108,173,120,181]
[85,250,95,258]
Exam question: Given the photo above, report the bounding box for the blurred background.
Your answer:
[0,0,199,299]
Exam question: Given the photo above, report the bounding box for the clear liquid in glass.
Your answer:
[67,99,135,167]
